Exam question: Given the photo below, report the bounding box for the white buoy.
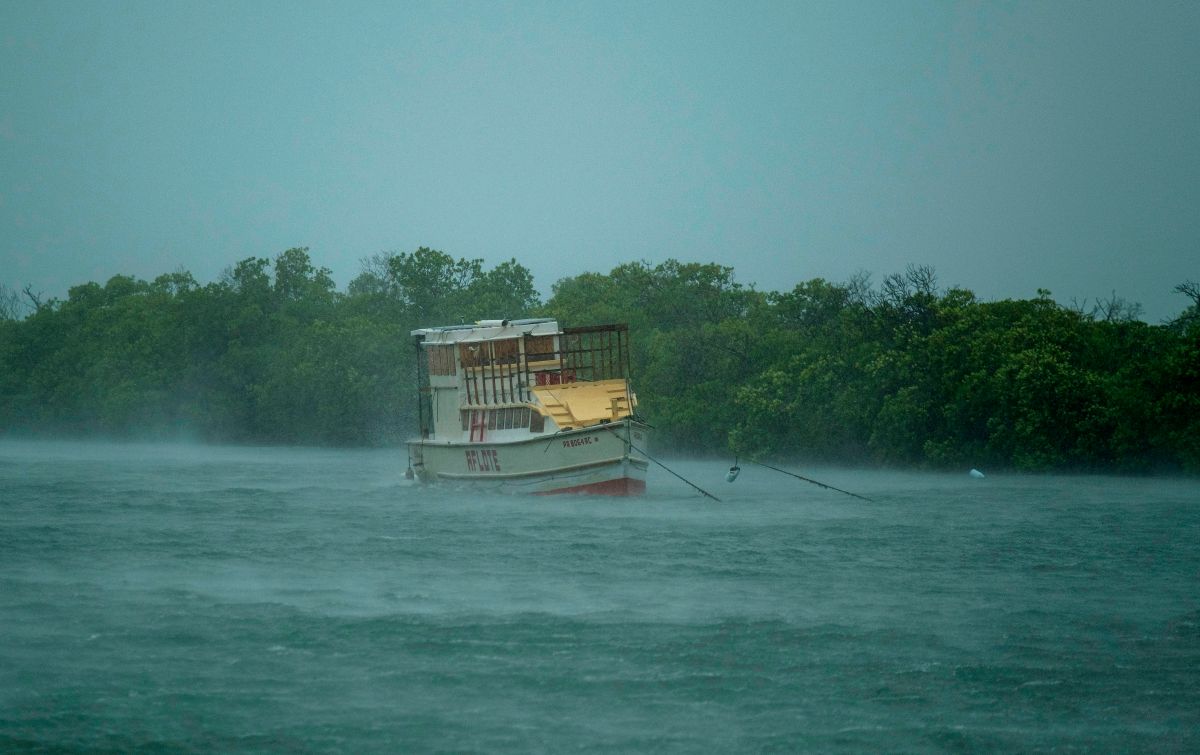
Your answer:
[969,468,985,479]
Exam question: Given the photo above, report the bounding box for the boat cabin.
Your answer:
[411,318,637,443]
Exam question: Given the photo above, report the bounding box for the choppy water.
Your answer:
[1,440,1197,752]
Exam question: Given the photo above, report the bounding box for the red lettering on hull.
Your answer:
[464,448,501,472]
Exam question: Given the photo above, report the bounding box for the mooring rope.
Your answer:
[746,458,874,502]
[628,441,723,502]
[594,422,722,502]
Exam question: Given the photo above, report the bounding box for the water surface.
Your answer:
[1,440,1197,751]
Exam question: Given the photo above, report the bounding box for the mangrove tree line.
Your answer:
[1,247,1197,472]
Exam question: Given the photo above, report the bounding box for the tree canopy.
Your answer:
[1,250,1196,473]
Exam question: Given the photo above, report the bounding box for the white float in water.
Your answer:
[969,468,985,479]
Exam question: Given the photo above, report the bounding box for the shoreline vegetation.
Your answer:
[2,248,1197,473]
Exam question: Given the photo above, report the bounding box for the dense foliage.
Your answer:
[2,249,1197,472]
[0,248,536,446]
[544,263,1200,473]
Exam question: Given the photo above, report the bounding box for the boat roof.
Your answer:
[411,318,560,344]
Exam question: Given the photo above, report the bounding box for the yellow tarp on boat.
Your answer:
[531,379,636,429]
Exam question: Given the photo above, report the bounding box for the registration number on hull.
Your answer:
[465,448,501,472]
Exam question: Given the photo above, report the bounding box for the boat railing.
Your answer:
[416,323,634,437]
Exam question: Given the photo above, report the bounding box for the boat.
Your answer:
[406,318,651,495]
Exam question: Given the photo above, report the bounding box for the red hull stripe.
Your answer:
[534,476,646,497]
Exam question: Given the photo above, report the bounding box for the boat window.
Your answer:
[525,335,556,361]
[458,342,482,368]
[459,407,537,432]
[426,345,456,375]
[491,338,519,364]
[495,407,519,430]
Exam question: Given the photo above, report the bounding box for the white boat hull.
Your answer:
[408,419,650,496]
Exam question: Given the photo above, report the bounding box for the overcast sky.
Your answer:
[2,1,1197,321]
